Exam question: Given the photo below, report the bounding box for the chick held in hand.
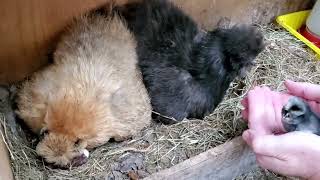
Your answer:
[282,96,320,135]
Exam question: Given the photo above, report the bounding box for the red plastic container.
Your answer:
[299,26,320,48]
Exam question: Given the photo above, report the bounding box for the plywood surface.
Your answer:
[0,0,108,84]
[0,0,314,84]
[172,0,313,29]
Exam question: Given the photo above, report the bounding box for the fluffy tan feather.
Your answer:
[16,13,152,167]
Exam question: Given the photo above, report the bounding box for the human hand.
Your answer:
[241,80,320,135]
[241,86,291,135]
[241,80,320,179]
[244,130,320,180]
[284,80,320,113]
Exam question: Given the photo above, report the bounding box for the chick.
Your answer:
[282,96,320,135]
[15,13,151,168]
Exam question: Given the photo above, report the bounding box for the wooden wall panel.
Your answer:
[172,0,314,29]
[0,0,315,84]
[0,0,108,84]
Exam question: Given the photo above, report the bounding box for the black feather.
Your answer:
[117,0,265,124]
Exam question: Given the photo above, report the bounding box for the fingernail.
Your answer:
[241,112,248,121]
[242,130,252,145]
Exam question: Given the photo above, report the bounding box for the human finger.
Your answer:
[255,155,301,177]
[270,91,292,132]
[246,86,275,133]
[241,96,248,108]
[247,87,266,121]
[251,133,288,157]
[241,109,249,121]
[241,97,249,120]
[242,129,252,147]
[285,80,320,102]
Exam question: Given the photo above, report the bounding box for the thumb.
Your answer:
[284,80,320,102]
[242,129,253,147]
[251,133,288,159]
[242,129,268,148]
[255,155,289,175]
[251,134,297,177]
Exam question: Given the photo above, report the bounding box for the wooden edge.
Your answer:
[144,136,258,180]
[0,126,13,180]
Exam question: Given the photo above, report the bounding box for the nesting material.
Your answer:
[0,24,319,180]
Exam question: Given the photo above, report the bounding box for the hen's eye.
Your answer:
[39,128,49,141]
[40,128,49,136]
[75,139,81,146]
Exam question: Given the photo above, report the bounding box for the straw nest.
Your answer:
[0,24,319,180]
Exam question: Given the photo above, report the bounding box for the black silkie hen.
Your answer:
[117,0,265,124]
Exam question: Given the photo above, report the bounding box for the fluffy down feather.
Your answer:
[16,13,151,167]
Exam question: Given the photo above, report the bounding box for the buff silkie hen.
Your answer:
[15,12,151,168]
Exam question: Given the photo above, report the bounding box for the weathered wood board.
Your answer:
[173,0,315,29]
[144,137,258,180]
[0,127,13,180]
[0,0,109,85]
[0,88,14,180]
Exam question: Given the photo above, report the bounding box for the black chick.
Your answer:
[282,96,320,135]
[116,0,265,124]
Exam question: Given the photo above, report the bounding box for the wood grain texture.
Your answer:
[172,0,313,29]
[0,0,108,84]
[143,136,258,180]
[0,0,314,84]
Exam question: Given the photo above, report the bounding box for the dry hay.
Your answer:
[0,24,320,180]
[234,169,296,180]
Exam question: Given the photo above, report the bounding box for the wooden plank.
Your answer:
[0,88,13,180]
[0,0,109,84]
[144,136,258,180]
[0,0,314,84]
[172,0,314,30]
[0,128,13,180]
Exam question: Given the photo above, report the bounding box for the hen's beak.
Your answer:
[70,149,90,167]
[239,61,256,78]
[39,128,49,141]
